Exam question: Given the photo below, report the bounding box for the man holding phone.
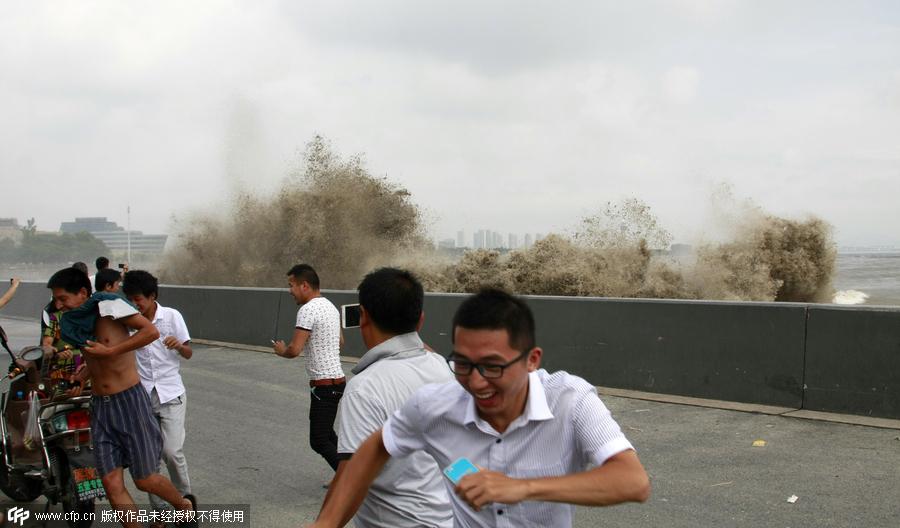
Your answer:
[322,268,453,528]
[311,289,649,528]
[273,264,344,472]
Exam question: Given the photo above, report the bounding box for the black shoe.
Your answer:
[178,494,198,527]
[184,493,198,510]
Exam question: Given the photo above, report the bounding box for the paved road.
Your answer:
[1,316,898,527]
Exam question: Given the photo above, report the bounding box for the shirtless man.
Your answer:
[47,268,197,528]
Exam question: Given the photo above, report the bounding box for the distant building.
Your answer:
[59,217,167,253]
[438,238,456,250]
[524,234,533,248]
[0,218,22,243]
[508,233,518,250]
[474,230,486,250]
[491,231,503,249]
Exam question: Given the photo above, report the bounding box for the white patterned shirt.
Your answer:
[296,296,343,380]
[382,369,634,528]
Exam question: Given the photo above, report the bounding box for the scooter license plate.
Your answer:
[68,449,106,501]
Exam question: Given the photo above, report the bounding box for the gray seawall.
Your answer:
[5,282,899,420]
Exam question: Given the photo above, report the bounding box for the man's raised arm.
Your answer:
[0,278,20,310]
[309,428,392,528]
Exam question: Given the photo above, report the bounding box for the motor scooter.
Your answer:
[0,324,103,528]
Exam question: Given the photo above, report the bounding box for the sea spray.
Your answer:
[160,136,430,288]
[161,136,837,302]
[691,214,836,302]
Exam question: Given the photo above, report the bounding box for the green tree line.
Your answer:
[0,219,109,264]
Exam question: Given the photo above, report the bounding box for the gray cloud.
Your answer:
[1,1,899,247]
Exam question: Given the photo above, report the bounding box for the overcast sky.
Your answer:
[2,1,899,247]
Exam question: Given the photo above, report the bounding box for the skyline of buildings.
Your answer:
[437,229,545,251]
[59,217,168,254]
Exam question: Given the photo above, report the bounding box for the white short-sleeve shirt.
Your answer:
[135,302,191,404]
[295,296,343,380]
[382,369,635,528]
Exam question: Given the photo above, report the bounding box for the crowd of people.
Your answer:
[272,264,650,528]
[5,257,650,528]
[14,258,197,528]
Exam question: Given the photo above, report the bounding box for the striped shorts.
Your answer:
[91,383,162,480]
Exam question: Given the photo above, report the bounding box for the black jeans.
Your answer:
[308,383,344,471]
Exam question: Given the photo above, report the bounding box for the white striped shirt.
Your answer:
[382,369,634,528]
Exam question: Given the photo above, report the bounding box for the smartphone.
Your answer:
[443,457,479,485]
[117,263,126,269]
[341,303,361,329]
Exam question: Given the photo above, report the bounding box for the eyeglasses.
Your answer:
[446,350,529,379]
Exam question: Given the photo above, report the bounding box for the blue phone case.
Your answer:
[443,457,479,484]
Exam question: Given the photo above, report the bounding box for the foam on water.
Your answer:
[832,290,869,305]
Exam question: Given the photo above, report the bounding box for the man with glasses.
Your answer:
[310,288,650,528]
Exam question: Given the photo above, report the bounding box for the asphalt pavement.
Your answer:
[1,316,898,527]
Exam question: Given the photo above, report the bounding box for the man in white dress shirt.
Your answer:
[312,288,650,528]
[123,270,196,526]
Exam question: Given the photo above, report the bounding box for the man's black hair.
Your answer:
[451,288,536,353]
[287,264,320,290]
[72,261,89,276]
[47,267,92,295]
[122,270,159,299]
[95,256,109,271]
[358,267,423,336]
[95,268,122,292]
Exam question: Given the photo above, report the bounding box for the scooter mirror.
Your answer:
[21,347,44,362]
[42,309,51,327]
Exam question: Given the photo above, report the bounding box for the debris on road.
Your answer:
[752,439,767,447]
[787,495,799,504]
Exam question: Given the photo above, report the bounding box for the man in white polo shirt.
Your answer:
[273,264,344,472]
[323,268,453,527]
[123,270,196,526]
[311,288,650,528]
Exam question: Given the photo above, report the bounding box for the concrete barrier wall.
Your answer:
[410,294,807,408]
[804,306,900,419]
[3,281,899,418]
[161,286,284,347]
[527,297,807,407]
[1,281,52,320]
